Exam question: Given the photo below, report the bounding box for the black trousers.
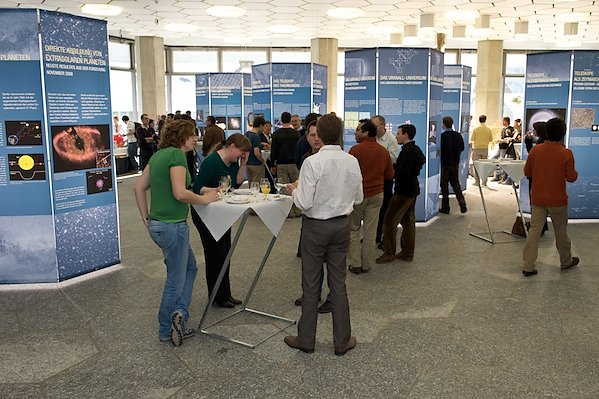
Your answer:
[139,147,154,171]
[376,179,394,242]
[190,206,232,303]
[440,164,466,211]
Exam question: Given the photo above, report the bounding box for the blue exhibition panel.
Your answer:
[343,47,444,222]
[521,51,599,219]
[250,63,327,126]
[195,73,251,137]
[0,9,120,283]
[443,64,472,191]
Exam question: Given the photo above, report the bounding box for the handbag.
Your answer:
[511,216,530,238]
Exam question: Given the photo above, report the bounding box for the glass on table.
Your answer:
[259,178,271,198]
[250,181,260,200]
[219,175,231,197]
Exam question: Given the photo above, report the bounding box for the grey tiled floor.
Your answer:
[1,177,598,398]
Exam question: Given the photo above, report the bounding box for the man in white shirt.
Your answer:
[372,115,398,246]
[122,115,138,171]
[284,114,363,356]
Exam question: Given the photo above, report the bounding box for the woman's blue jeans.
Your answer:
[148,220,198,338]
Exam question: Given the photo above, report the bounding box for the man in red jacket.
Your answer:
[348,119,394,273]
[522,117,579,276]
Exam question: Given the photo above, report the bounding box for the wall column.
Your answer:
[475,40,503,124]
[310,37,338,114]
[135,36,166,120]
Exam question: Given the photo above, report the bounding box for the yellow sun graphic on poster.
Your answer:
[18,155,35,170]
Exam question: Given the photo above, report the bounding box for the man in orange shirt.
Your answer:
[522,117,579,276]
[348,119,394,273]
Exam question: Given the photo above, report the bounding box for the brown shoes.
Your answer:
[334,336,357,356]
[375,253,395,264]
[284,336,314,354]
[377,252,413,263]
[395,252,413,262]
[561,256,580,270]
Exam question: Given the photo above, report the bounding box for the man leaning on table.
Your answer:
[284,114,363,356]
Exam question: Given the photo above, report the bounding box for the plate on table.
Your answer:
[232,188,252,195]
[269,194,290,201]
[226,195,252,204]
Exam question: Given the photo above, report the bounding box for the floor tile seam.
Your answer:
[58,286,97,325]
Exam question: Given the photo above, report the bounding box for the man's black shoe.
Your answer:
[522,270,538,277]
[318,300,332,313]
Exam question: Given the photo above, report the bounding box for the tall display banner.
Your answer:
[195,73,209,134]
[460,66,472,188]
[252,64,272,123]
[569,51,599,218]
[443,64,472,191]
[40,11,119,280]
[0,9,57,283]
[343,49,376,151]
[312,64,327,115]
[521,51,572,213]
[209,73,243,137]
[243,73,253,132]
[272,63,311,127]
[427,50,444,220]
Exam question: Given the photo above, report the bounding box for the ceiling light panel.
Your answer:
[81,4,123,16]
[206,6,246,18]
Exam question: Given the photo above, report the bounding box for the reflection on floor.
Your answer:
[1,177,598,398]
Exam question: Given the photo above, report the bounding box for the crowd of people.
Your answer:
[131,109,579,355]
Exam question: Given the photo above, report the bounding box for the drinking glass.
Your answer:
[259,178,270,198]
[250,181,260,200]
[219,175,231,197]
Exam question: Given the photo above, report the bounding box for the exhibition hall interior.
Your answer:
[1,0,598,398]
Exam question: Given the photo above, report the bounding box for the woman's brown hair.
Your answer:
[158,120,195,149]
[212,133,251,152]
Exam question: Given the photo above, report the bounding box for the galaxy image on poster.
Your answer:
[55,203,119,280]
[51,124,111,172]
[86,169,113,195]
[525,108,567,132]
[8,153,46,181]
[5,120,43,146]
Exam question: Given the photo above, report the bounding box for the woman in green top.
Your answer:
[134,120,219,347]
[191,133,251,308]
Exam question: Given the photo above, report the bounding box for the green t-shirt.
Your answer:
[193,151,240,193]
[148,147,191,223]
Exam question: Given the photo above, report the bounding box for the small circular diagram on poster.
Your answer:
[51,124,110,172]
[8,153,46,181]
[86,169,113,195]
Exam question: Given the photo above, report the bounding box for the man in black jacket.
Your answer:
[439,116,467,214]
[376,124,426,264]
[271,112,300,183]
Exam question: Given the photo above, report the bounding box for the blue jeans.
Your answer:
[148,220,198,338]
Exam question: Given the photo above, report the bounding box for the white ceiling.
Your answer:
[3,0,598,50]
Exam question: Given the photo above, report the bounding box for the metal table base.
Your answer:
[197,209,296,348]
[469,168,528,244]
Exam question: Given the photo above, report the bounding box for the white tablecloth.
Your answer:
[192,194,293,241]
[473,159,526,182]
